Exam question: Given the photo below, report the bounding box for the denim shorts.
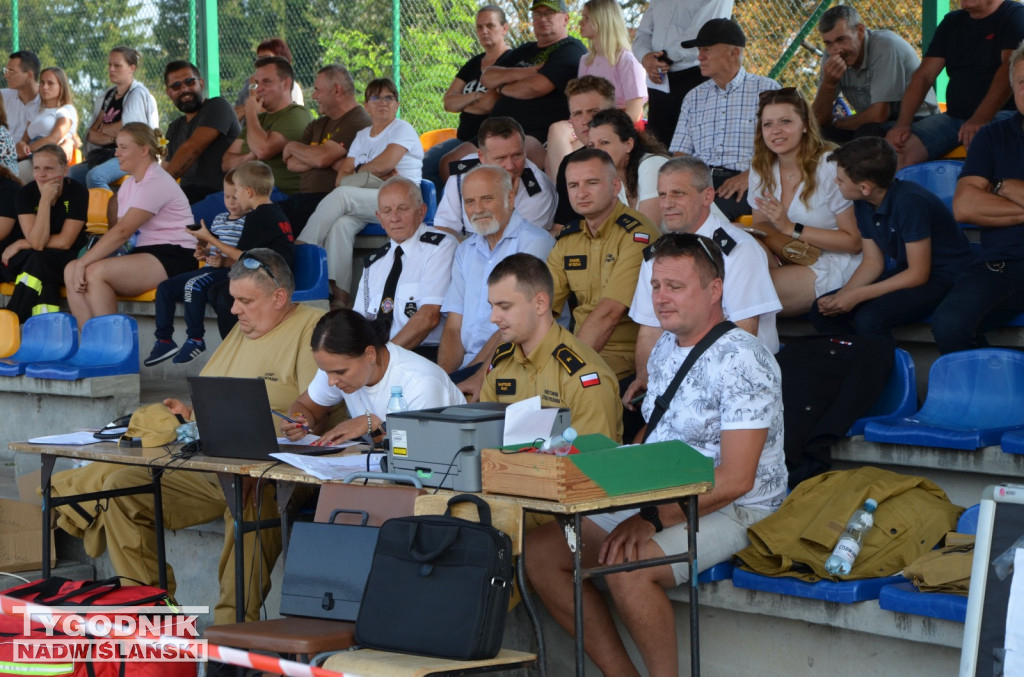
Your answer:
[912,110,1016,159]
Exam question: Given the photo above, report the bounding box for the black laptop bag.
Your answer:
[355,494,514,660]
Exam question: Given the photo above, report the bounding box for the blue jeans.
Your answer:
[422,137,462,198]
[68,157,126,190]
[154,268,230,341]
[810,278,953,339]
[931,260,1024,353]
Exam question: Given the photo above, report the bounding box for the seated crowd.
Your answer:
[6,0,1024,671]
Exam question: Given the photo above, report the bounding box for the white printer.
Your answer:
[384,402,571,491]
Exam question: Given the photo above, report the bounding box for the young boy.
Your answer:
[145,161,296,365]
[810,137,972,338]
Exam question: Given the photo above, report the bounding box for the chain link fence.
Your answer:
[0,0,927,139]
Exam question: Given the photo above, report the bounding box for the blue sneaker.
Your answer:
[172,338,206,365]
[144,340,178,367]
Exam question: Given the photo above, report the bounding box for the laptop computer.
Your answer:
[187,375,343,459]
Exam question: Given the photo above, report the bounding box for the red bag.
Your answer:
[0,577,198,677]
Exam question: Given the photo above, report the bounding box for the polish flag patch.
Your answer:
[580,372,601,388]
[633,232,650,244]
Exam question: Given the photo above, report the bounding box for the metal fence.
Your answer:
[0,0,929,138]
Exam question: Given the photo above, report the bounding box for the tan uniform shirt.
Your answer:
[547,201,659,379]
[480,322,623,443]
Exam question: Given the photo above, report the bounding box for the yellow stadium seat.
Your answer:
[0,309,19,358]
[942,146,966,159]
[86,188,114,233]
[419,127,456,152]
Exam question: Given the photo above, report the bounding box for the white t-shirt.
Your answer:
[629,211,782,353]
[26,104,77,142]
[748,154,861,296]
[348,117,424,183]
[434,155,557,233]
[306,343,466,418]
[1,89,40,142]
[642,328,787,512]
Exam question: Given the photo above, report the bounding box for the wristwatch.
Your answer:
[792,222,805,240]
[640,506,663,533]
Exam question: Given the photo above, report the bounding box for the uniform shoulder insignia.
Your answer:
[557,221,581,239]
[552,343,586,376]
[447,157,480,177]
[362,242,391,267]
[490,341,516,368]
[615,213,641,233]
[712,227,737,255]
[642,243,657,261]
[520,167,542,196]
[419,230,446,246]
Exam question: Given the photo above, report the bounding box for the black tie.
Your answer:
[378,245,404,337]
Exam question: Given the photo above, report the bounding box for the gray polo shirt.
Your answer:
[819,29,938,120]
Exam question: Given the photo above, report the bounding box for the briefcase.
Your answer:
[278,508,379,621]
[355,494,514,660]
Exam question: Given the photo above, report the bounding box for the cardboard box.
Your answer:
[0,497,55,572]
[482,434,714,502]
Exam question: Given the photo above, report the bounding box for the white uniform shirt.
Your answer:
[434,155,557,233]
[629,211,782,353]
[355,223,457,347]
[1,88,40,143]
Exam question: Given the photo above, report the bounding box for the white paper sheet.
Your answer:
[27,431,103,445]
[276,434,360,448]
[502,396,560,447]
[270,452,383,481]
[1004,548,1024,673]
[646,74,670,94]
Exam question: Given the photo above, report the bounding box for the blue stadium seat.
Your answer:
[291,243,329,302]
[732,569,905,603]
[863,349,1024,450]
[0,313,78,377]
[848,348,916,436]
[190,187,289,230]
[358,179,439,237]
[697,562,733,584]
[25,314,138,380]
[1000,430,1024,455]
[895,160,974,228]
[877,504,978,623]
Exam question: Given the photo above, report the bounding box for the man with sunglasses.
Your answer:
[526,234,785,677]
[49,248,325,625]
[626,158,781,415]
[163,60,241,204]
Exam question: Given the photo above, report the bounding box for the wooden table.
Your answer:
[9,440,276,623]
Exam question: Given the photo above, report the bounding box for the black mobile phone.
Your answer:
[659,53,674,66]
[186,222,201,231]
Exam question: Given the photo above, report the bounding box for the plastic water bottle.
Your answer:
[386,386,408,415]
[541,427,578,455]
[824,498,878,575]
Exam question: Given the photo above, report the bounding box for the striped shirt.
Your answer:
[669,67,780,170]
[207,212,246,257]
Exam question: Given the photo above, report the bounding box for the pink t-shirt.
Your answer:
[578,50,648,108]
[118,163,196,249]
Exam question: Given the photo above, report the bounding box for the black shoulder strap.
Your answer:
[642,321,737,443]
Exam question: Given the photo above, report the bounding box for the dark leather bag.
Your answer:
[355,494,514,660]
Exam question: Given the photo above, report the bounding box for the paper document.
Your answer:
[646,75,670,94]
[276,434,359,448]
[270,452,383,481]
[28,431,103,445]
[503,396,559,446]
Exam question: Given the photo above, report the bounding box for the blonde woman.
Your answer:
[64,123,196,327]
[16,67,78,183]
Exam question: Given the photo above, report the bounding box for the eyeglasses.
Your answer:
[368,95,397,104]
[241,255,280,288]
[651,233,724,280]
[167,77,199,92]
[2,67,21,76]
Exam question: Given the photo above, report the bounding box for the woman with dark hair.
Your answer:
[68,47,159,190]
[586,107,669,227]
[64,123,197,327]
[234,37,304,119]
[16,66,78,182]
[748,87,861,316]
[282,308,465,445]
[2,144,86,321]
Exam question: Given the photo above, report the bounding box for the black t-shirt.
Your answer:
[925,0,1024,119]
[166,97,241,192]
[454,49,512,141]
[15,178,89,251]
[99,88,126,127]
[490,37,587,142]
[238,202,296,269]
[0,177,22,252]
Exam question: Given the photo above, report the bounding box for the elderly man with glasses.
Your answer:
[48,248,325,625]
[526,232,787,677]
